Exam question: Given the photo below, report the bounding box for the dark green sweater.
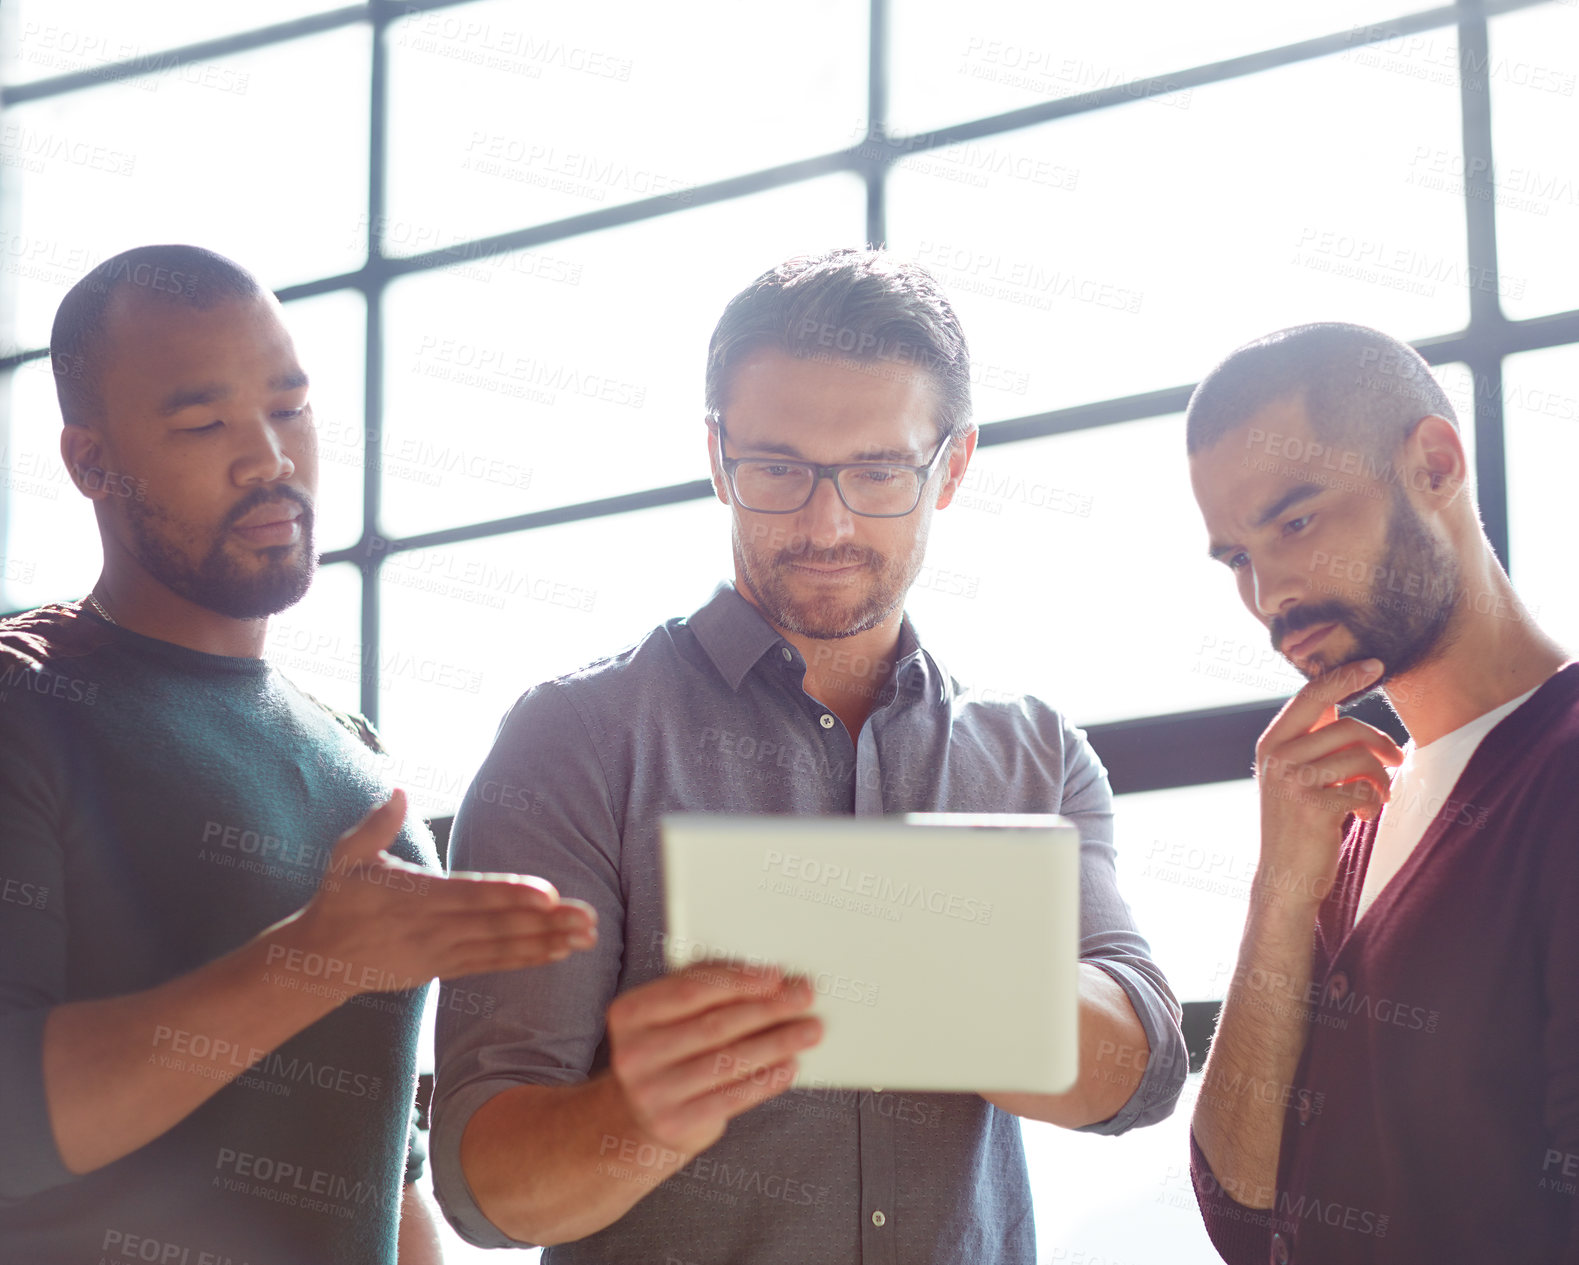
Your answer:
[0,603,438,1264]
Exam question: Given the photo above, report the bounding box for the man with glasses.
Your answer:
[431,248,1187,1263]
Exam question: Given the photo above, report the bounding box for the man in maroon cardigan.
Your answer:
[1183,322,1578,1263]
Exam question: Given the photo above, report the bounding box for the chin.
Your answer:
[196,559,317,620]
[786,608,869,641]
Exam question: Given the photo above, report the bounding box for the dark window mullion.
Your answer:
[865,0,889,247]
[359,3,394,723]
[1457,1,1510,567]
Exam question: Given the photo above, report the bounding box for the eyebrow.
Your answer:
[1207,482,1324,562]
[730,438,922,463]
[158,383,229,417]
[851,446,920,463]
[158,372,309,417]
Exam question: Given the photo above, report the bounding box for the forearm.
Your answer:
[41,910,339,1174]
[983,963,1148,1127]
[1191,884,1320,1209]
[458,1074,692,1246]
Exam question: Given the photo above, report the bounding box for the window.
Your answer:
[3,3,1573,1259]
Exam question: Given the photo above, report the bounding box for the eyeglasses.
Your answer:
[711,414,953,518]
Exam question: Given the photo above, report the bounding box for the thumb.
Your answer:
[330,789,408,870]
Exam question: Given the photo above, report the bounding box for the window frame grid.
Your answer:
[0,0,1570,770]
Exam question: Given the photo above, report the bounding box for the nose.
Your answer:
[1247,554,1305,622]
[797,473,856,552]
[232,413,296,486]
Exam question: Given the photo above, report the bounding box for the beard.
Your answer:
[125,485,317,620]
[1271,488,1460,687]
[732,518,923,641]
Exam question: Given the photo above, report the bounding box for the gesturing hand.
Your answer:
[1254,658,1406,909]
[276,789,597,999]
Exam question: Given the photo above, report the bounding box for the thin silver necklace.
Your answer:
[84,591,119,626]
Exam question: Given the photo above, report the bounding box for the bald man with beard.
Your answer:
[0,244,595,1263]
[1184,322,1577,1262]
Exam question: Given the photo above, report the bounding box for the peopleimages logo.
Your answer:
[0,659,99,705]
[212,1147,376,1220]
[149,1025,383,1099]
[99,1227,255,1264]
[655,932,882,1008]
[262,943,419,994]
[759,849,993,925]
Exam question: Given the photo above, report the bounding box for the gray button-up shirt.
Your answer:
[433,584,1186,1263]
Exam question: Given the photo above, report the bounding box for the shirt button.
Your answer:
[1297,1095,1312,1126]
[871,1210,886,1228]
[1270,1231,1290,1264]
[1325,971,1349,1003]
[781,647,793,662]
[819,713,835,729]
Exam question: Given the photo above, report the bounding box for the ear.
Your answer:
[59,424,113,502]
[932,428,978,510]
[1404,415,1468,512]
[706,418,731,506]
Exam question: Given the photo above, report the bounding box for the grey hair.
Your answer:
[705,247,973,441]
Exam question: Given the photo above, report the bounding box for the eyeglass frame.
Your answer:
[708,413,956,518]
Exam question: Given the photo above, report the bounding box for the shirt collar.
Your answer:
[686,582,939,699]
[687,584,789,691]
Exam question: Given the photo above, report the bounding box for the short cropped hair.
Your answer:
[1185,322,1457,457]
[51,244,266,428]
[705,247,973,441]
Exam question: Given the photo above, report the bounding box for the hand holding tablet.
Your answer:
[602,960,823,1156]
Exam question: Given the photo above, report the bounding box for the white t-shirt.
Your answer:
[1355,682,1542,923]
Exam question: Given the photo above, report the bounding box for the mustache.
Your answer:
[223,485,314,531]
[1269,601,1354,652]
[773,543,881,568]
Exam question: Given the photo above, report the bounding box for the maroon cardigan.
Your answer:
[1191,663,1579,1263]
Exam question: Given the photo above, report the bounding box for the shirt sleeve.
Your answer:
[429,681,625,1248]
[1055,713,1189,1135]
[0,690,76,1202]
[1188,1126,1276,1264]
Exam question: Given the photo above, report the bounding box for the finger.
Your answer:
[707,1019,823,1091]
[328,789,409,869]
[435,920,594,962]
[1279,772,1387,826]
[637,1056,802,1146]
[634,1019,820,1120]
[611,983,817,1084]
[370,859,578,921]
[1264,748,1394,802]
[609,962,793,1032]
[416,875,565,914]
[435,934,598,978]
[1273,717,1406,770]
[707,1055,804,1122]
[550,905,598,939]
[424,904,597,947]
[448,871,563,903]
[1344,777,1387,823]
[559,897,598,924]
[1261,780,1383,839]
[1262,658,1384,749]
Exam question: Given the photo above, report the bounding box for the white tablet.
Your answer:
[659,812,1080,1094]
